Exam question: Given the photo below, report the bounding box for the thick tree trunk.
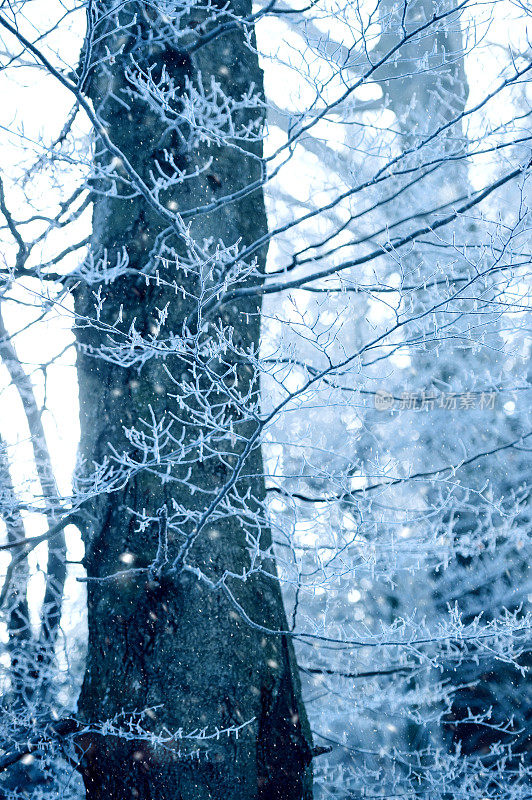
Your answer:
[75,3,312,799]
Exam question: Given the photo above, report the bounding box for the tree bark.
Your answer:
[75,3,313,799]
[0,310,66,657]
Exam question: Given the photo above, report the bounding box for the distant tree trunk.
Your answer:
[0,310,66,658]
[75,3,312,799]
[0,442,30,704]
[375,0,530,769]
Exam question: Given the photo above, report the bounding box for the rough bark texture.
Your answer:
[75,3,313,798]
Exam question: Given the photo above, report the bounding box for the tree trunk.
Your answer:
[74,4,313,799]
